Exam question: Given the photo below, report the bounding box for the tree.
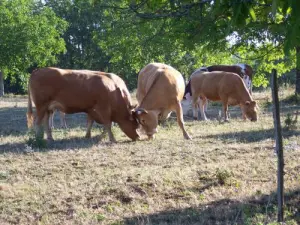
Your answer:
[92,0,300,92]
[0,0,67,96]
[43,0,111,71]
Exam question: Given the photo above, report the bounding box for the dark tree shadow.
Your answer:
[123,189,300,225]
[0,135,136,154]
[196,128,300,143]
[0,106,92,137]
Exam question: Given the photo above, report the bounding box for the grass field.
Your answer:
[0,87,300,225]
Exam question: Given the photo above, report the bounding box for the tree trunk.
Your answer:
[0,71,4,97]
[296,46,300,94]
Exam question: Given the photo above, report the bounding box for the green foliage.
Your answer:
[44,0,110,71]
[215,168,233,186]
[0,0,67,90]
[1,0,300,93]
[90,0,298,89]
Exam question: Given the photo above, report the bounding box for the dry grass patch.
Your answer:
[0,88,300,224]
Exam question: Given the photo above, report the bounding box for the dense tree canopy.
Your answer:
[1,0,300,93]
[94,0,299,90]
[0,0,67,95]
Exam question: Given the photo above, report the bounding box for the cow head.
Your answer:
[133,108,158,139]
[241,101,258,122]
[116,88,140,141]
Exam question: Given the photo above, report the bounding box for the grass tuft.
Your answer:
[26,129,47,149]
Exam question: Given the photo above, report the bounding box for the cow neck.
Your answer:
[138,72,161,110]
[239,83,253,103]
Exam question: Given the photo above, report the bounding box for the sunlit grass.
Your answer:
[0,88,299,224]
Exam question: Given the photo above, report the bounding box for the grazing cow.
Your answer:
[134,63,191,140]
[201,64,253,93]
[183,64,253,119]
[27,68,140,142]
[191,71,258,122]
[47,73,131,139]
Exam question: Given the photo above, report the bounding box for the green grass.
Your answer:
[0,88,299,225]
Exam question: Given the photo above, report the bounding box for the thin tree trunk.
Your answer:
[296,46,300,94]
[0,71,4,97]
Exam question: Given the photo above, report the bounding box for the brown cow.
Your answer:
[134,63,191,140]
[191,71,258,122]
[27,68,140,142]
[47,73,131,139]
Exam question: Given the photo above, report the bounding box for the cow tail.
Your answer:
[26,81,34,129]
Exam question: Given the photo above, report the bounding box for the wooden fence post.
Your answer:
[271,69,284,222]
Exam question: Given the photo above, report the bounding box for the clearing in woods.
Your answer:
[0,87,299,225]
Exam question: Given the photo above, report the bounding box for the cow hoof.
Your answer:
[85,134,91,139]
[109,138,117,143]
[147,135,155,140]
[224,119,230,123]
[47,138,54,144]
[184,135,192,140]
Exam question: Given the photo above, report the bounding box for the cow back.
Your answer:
[137,63,185,110]
[191,71,252,104]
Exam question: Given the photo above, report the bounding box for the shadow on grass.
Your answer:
[0,107,29,137]
[198,128,300,143]
[124,189,300,225]
[0,106,91,137]
[0,135,135,154]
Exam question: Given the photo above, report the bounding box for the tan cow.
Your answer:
[183,64,254,120]
[27,68,140,142]
[191,71,258,122]
[134,63,191,140]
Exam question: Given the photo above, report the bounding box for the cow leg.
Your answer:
[223,102,229,122]
[205,100,209,112]
[192,106,198,120]
[199,97,208,121]
[90,106,116,142]
[85,115,94,138]
[241,108,247,121]
[44,111,53,141]
[35,106,48,140]
[104,123,116,142]
[49,110,55,129]
[175,100,192,140]
[192,97,199,120]
[60,111,67,129]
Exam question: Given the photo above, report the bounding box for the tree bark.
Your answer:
[0,71,4,97]
[296,46,300,94]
